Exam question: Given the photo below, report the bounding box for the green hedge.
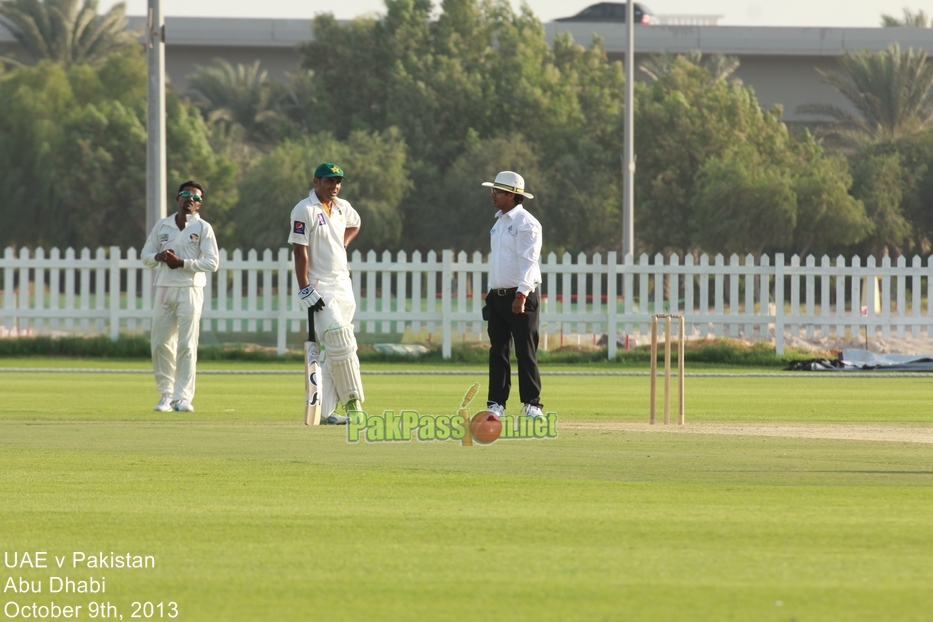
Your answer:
[0,335,821,367]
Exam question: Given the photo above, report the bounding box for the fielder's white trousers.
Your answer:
[312,277,357,415]
[151,286,204,403]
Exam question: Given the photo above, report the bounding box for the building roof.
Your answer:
[123,16,316,48]
[547,23,933,56]
[0,17,316,48]
[4,17,933,55]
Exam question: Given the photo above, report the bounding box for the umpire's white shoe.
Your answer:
[486,403,505,417]
[522,404,544,419]
[153,395,174,412]
[174,399,195,412]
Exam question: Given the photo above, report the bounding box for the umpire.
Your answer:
[481,171,544,419]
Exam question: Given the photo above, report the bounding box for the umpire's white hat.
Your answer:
[482,171,534,199]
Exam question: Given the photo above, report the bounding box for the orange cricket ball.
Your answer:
[470,410,502,444]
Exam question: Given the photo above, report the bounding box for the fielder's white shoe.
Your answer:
[174,399,195,412]
[522,404,544,419]
[487,403,505,417]
[153,395,174,412]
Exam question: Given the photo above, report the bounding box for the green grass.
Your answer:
[2,367,932,620]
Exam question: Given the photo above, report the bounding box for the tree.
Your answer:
[0,0,138,67]
[412,133,543,253]
[186,59,286,146]
[881,7,930,27]
[300,0,628,253]
[0,49,236,250]
[636,57,870,257]
[279,68,317,133]
[789,140,871,256]
[693,145,797,256]
[639,52,741,84]
[635,59,784,254]
[848,151,915,254]
[844,130,933,255]
[796,44,933,146]
[0,60,76,247]
[231,129,410,252]
[691,142,871,258]
[51,99,147,248]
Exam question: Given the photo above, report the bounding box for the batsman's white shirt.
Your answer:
[141,214,220,403]
[288,191,361,284]
[488,206,542,295]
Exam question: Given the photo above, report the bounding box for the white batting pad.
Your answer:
[323,325,364,404]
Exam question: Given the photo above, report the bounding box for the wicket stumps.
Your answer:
[649,314,685,425]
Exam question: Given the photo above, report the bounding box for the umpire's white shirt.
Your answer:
[141,214,220,285]
[488,206,542,295]
[288,191,361,285]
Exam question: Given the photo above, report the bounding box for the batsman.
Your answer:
[289,162,365,425]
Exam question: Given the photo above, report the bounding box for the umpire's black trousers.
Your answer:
[485,288,543,409]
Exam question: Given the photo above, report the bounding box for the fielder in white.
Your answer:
[141,181,220,413]
[289,162,365,425]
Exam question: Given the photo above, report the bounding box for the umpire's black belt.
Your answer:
[490,287,519,296]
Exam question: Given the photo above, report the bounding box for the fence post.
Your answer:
[3,247,14,331]
[277,248,289,355]
[442,250,452,359]
[607,251,618,360]
[774,253,785,355]
[109,246,121,341]
[18,247,30,333]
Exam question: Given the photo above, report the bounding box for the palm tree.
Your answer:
[0,0,138,67]
[186,59,285,145]
[796,44,933,145]
[279,68,317,131]
[639,52,741,84]
[881,8,930,27]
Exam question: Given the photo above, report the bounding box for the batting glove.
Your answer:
[297,286,325,312]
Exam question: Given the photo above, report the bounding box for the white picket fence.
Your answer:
[2,246,931,358]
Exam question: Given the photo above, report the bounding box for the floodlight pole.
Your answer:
[146,0,167,236]
[622,0,635,259]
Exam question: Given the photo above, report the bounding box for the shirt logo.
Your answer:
[294,221,306,235]
[159,234,169,242]
[189,233,199,243]
[317,213,326,227]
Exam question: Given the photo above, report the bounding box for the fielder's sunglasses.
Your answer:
[178,191,203,202]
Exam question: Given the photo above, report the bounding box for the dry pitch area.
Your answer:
[569,421,933,443]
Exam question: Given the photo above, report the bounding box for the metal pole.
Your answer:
[622,0,635,258]
[146,0,167,235]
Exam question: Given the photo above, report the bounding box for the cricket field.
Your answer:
[1,360,932,621]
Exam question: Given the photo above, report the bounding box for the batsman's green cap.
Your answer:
[314,162,346,179]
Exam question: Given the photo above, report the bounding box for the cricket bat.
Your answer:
[304,309,322,426]
[459,383,479,446]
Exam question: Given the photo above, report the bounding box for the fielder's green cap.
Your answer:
[314,162,346,179]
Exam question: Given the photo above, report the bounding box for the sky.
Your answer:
[111,0,933,28]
